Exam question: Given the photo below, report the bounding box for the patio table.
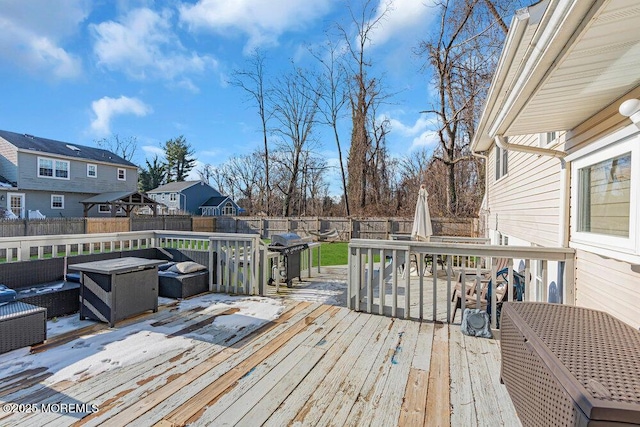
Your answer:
[70,257,164,327]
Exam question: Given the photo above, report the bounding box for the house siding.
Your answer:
[17,151,137,193]
[0,138,18,183]
[575,249,640,329]
[22,191,94,218]
[487,133,562,247]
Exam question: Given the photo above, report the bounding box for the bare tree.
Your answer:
[417,0,517,215]
[230,49,273,215]
[95,134,137,162]
[308,37,351,215]
[338,0,392,215]
[269,67,321,216]
[197,163,215,184]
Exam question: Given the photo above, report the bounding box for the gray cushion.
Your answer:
[168,261,206,274]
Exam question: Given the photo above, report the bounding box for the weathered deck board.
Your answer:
[0,298,521,427]
[450,324,478,425]
[424,322,451,427]
[398,321,435,426]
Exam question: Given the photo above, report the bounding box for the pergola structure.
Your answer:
[80,191,162,217]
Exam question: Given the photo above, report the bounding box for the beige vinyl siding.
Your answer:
[567,85,640,153]
[575,249,640,328]
[487,133,562,247]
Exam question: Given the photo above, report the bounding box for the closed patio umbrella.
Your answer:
[411,185,433,241]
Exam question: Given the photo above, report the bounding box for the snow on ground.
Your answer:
[0,294,284,385]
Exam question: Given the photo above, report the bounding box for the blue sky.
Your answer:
[0,0,441,187]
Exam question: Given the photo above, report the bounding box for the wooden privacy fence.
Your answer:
[215,216,480,240]
[0,215,477,240]
[0,215,209,237]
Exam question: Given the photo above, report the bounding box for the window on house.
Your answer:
[540,131,558,147]
[170,193,177,201]
[98,204,111,213]
[51,194,64,209]
[495,145,508,180]
[38,157,69,179]
[117,168,126,180]
[223,201,235,216]
[578,152,631,237]
[571,129,639,254]
[87,164,97,178]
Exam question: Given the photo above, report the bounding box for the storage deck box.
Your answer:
[500,302,640,426]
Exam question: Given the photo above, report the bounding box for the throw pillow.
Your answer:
[169,261,206,274]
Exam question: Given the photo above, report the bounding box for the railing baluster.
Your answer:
[391,249,398,318]
[404,249,410,319]
[367,248,373,314]
[379,249,385,316]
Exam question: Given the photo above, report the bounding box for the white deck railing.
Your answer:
[0,230,321,297]
[347,239,576,328]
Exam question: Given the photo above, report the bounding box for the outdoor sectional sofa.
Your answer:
[0,247,212,319]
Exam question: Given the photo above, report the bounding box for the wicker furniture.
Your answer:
[501,302,640,426]
[16,281,80,318]
[0,301,47,354]
[158,270,209,299]
[71,257,164,327]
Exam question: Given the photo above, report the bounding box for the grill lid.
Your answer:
[271,232,304,247]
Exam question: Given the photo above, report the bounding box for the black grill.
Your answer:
[268,233,309,288]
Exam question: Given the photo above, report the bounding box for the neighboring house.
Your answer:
[0,130,138,218]
[199,195,241,216]
[472,0,640,327]
[146,181,239,216]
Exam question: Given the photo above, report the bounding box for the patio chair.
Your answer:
[451,266,523,323]
[451,257,509,303]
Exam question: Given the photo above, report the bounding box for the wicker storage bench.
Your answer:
[158,270,208,299]
[0,301,47,354]
[501,302,640,426]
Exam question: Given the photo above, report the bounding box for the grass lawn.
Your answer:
[311,242,349,267]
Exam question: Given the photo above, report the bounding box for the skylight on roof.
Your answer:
[66,144,81,152]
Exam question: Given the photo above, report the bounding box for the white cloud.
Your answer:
[142,145,165,157]
[91,96,152,136]
[91,8,217,82]
[0,1,87,78]
[368,0,436,47]
[179,0,334,53]
[384,113,439,152]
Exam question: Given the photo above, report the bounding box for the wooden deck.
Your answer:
[0,295,521,426]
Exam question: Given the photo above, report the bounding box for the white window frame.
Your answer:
[495,145,508,181]
[570,127,639,255]
[51,194,64,209]
[38,157,70,180]
[223,201,235,216]
[170,193,177,201]
[98,204,111,213]
[539,131,558,147]
[117,168,126,181]
[87,164,97,178]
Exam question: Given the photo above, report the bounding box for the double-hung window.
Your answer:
[38,157,69,179]
[87,164,97,178]
[571,127,639,255]
[51,194,64,209]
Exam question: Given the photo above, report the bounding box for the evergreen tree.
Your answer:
[164,136,195,182]
[139,155,166,192]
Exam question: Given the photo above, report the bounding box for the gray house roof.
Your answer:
[200,196,233,208]
[0,130,136,167]
[147,180,205,193]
